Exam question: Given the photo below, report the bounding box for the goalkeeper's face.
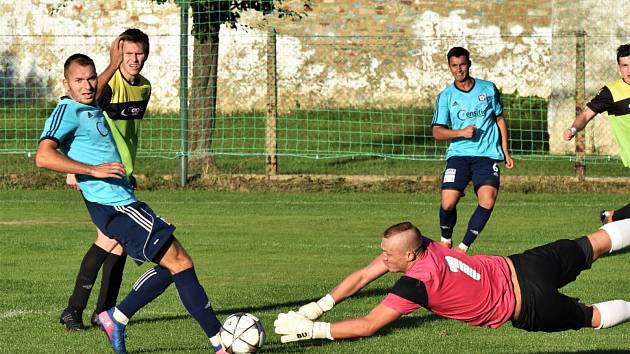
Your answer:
[380,237,414,273]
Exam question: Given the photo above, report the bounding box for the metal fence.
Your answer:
[1,1,627,184]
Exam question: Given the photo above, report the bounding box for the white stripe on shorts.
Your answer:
[115,205,153,232]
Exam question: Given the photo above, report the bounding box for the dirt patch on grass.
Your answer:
[2,173,627,193]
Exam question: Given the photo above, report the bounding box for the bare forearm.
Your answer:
[36,147,93,175]
[330,304,401,339]
[330,317,378,339]
[433,126,461,140]
[330,272,371,304]
[571,108,597,131]
[496,116,510,154]
[96,64,117,101]
[329,255,388,304]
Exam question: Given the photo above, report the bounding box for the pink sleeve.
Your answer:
[382,293,422,315]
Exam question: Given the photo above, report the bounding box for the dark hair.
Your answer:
[383,221,422,239]
[120,28,150,56]
[63,53,95,78]
[617,44,630,63]
[447,47,470,63]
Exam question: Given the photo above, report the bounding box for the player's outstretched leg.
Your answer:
[587,219,630,329]
[159,240,226,353]
[99,265,173,353]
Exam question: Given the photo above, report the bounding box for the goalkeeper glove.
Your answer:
[274,311,334,343]
[298,294,336,320]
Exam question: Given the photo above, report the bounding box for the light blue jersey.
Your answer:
[39,97,136,206]
[432,78,505,160]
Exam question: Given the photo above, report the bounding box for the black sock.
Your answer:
[439,207,457,240]
[117,265,173,319]
[94,253,127,313]
[67,244,108,312]
[173,268,221,338]
[612,204,630,222]
[462,205,493,247]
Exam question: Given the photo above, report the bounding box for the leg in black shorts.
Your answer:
[509,237,594,332]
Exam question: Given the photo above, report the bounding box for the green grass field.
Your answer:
[1,190,629,353]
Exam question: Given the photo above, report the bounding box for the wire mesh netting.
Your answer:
[1,1,628,178]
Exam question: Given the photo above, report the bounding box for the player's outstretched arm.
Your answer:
[496,116,514,169]
[330,303,402,339]
[296,253,389,320]
[36,139,126,179]
[564,108,597,141]
[275,304,402,343]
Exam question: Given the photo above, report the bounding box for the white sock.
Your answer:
[209,334,223,351]
[601,219,630,252]
[440,237,452,244]
[113,307,129,325]
[457,243,469,251]
[594,300,630,329]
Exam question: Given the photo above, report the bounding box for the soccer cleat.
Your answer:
[208,338,229,354]
[91,311,102,328]
[454,247,467,255]
[59,308,86,331]
[99,309,127,354]
[600,210,613,225]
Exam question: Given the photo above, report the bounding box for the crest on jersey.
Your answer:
[478,94,486,101]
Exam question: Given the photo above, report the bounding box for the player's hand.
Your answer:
[129,175,137,190]
[504,154,514,169]
[563,127,576,141]
[89,162,126,179]
[274,311,332,343]
[460,125,477,139]
[109,36,123,68]
[65,173,79,191]
[298,294,335,320]
[298,302,324,320]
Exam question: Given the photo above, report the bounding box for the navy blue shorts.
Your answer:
[441,156,500,194]
[83,199,176,265]
[509,238,593,332]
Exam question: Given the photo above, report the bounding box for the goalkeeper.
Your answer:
[275,220,630,342]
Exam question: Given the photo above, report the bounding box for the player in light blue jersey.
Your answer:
[431,47,514,254]
[36,54,227,354]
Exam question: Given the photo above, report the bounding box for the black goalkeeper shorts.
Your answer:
[508,237,594,332]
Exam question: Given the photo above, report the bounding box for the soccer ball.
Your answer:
[220,312,265,353]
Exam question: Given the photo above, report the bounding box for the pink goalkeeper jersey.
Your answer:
[382,238,515,329]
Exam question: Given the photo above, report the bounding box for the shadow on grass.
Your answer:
[132,288,393,327]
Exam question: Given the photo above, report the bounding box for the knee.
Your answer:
[477,193,497,209]
[160,241,194,274]
[478,199,496,209]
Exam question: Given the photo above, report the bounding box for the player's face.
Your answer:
[618,56,630,84]
[120,41,147,80]
[63,62,97,106]
[448,55,471,83]
[380,238,411,273]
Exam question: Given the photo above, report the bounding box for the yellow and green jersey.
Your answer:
[587,79,630,167]
[98,69,151,176]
